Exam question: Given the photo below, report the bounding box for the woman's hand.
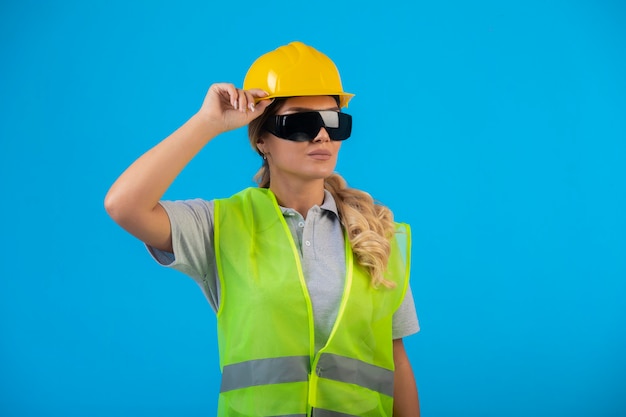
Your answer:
[197,83,274,133]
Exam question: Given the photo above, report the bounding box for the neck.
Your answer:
[269,177,326,218]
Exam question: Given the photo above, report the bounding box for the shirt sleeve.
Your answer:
[145,199,220,312]
[392,284,420,339]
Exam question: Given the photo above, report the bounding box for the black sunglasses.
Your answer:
[264,111,352,142]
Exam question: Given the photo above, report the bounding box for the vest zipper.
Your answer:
[308,232,354,416]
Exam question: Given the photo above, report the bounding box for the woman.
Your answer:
[105,41,420,417]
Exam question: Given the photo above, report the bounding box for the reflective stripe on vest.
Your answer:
[220,356,310,393]
[220,353,394,397]
[312,410,360,417]
[214,187,410,417]
[315,353,394,397]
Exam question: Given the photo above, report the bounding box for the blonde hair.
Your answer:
[248,98,396,288]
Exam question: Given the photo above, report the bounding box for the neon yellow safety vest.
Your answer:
[214,187,411,417]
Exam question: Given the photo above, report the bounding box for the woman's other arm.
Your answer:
[393,338,420,417]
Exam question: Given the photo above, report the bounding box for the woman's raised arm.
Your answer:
[104,84,271,252]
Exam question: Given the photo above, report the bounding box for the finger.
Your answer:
[253,97,274,113]
[242,90,257,112]
[244,98,274,124]
[211,83,240,110]
[235,90,242,112]
[227,85,240,110]
[237,89,249,113]
[248,88,271,103]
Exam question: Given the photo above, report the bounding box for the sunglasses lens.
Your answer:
[283,112,322,141]
[325,112,351,140]
[266,111,352,142]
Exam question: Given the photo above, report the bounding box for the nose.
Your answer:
[312,127,331,143]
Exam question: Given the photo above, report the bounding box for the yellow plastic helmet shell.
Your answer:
[243,41,354,108]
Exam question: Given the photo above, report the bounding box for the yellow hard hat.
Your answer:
[243,41,354,108]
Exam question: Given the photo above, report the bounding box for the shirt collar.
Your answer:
[279,189,339,218]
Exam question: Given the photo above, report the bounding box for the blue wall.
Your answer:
[1,1,625,416]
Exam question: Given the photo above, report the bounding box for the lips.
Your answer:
[308,150,331,156]
[307,149,332,160]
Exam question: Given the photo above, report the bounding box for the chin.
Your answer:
[309,167,336,180]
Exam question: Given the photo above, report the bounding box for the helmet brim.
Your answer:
[253,92,355,108]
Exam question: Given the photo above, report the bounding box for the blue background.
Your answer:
[1,0,625,416]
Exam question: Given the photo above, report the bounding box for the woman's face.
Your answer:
[257,95,343,185]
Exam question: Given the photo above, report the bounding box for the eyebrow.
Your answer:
[282,106,341,113]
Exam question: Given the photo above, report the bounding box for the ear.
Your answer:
[256,137,266,154]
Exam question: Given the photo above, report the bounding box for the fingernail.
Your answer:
[249,103,255,112]
[233,101,238,110]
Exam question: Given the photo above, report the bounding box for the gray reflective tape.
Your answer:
[220,356,310,393]
[316,354,394,397]
[312,409,359,417]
